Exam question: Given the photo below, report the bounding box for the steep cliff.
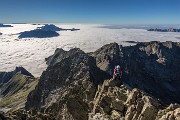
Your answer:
[25,48,110,119]
[91,41,180,104]
[1,41,180,120]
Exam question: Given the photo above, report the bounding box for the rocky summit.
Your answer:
[0,67,39,115]
[91,41,180,104]
[0,41,180,120]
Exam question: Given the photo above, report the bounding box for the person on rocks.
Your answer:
[113,65,122,81]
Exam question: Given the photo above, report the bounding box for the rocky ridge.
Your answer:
[0,41,180,120]
[0,67,34,84]
[0,69,39,113]
[91,41,180,104]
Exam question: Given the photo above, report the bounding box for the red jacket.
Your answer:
[114,69,122,77]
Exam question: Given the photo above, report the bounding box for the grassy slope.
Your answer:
[0,73,39,111]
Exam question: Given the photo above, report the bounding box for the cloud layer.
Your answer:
[0,24,180,77]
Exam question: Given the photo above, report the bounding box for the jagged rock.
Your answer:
[125,105,136,120]
[111,99,124,112]
[138,103,158,120]
[91,43,121,76]
[125,88,140,106]
[91,80,160,120]
[156,104,180,120]
[100,96,112,114]
[92,41,180,104]
[3,42,180,120]
[25,48,110,119]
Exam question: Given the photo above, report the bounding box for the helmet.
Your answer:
[116,65,120,70]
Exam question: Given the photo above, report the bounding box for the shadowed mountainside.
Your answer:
[91,41,180,104]
[0,74,39,112]
[0,67,34,84]
[0,41,180,120]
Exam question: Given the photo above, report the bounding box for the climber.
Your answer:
[113,65,122,81]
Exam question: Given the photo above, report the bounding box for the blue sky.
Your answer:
[0,0,180,24]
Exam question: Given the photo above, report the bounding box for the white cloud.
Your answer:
[0,24,180,77]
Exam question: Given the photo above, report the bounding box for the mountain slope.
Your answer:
[0,73,39,112]
[3,79,180,120]
[91,41,180,104]
[0,67,34,84]
[0,41,180,120]
[25,48,111,113]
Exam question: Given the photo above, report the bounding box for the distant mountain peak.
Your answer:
[0,67,34,84]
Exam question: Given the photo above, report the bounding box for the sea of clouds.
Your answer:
[0,24,180,77]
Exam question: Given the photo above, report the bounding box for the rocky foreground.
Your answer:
[0,41,180,120]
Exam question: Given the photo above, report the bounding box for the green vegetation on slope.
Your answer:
[0,73,39,112]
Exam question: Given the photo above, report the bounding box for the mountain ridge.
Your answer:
[0,41,180,120]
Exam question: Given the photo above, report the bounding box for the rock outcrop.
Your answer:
[156,104,180,120]
[1,41,180,119]
[91,41,180,104]
[0,67,34,84]
[25,48,110,119]
[89,80,160,120]
[4,80,179,120]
